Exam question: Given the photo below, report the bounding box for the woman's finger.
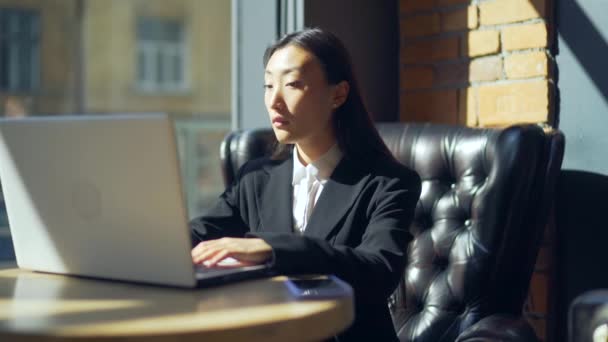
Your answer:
[192,239,231,261]
[191,238,272,266]
[193,245,225,264]
[191,238,229,256]
[204,249,231,267]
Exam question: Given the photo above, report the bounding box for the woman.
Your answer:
[190,28,421,341]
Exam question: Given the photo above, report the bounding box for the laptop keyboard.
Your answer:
[193,263,269,280]
[195,264,230,274]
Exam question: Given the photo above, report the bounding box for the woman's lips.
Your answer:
[272,117,290,127]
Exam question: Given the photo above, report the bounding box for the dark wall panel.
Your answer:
[304,0,399,122]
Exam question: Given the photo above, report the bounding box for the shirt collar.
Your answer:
[292,144,343,185]
[292,147,307,186]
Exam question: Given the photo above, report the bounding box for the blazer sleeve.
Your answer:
[249,171,421,302]
[189,165,251,247]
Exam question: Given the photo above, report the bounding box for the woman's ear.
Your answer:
[332,81,350,109]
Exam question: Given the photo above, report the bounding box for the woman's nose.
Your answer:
[269,90,285,111]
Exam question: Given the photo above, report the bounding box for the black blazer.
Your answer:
[190,152,421,341]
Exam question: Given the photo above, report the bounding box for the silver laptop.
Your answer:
[0,114,271,287]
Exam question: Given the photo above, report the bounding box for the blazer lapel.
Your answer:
[259,158,295,233]
[304,158,369,240]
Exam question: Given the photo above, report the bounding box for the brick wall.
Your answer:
[399,0,554,339]
[400,0,554,127]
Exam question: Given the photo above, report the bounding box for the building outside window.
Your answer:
[0,8,40,93]
[136,17,187,93]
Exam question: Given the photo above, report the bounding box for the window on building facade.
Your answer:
[0,8,40,93]
[136,17,187,93]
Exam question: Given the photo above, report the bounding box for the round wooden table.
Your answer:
[0,269,353,341]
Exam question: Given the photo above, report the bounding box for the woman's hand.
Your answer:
[191,238,272,268]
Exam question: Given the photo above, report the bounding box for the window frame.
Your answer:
[135,16,189,94]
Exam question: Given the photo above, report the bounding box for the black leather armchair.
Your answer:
[219,123,564,342]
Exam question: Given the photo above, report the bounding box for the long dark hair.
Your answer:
[263,28,393,162]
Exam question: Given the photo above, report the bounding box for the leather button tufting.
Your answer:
[388,294,397,309]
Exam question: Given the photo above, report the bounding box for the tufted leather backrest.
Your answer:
[377,123,563,341]
[219,123,564,341]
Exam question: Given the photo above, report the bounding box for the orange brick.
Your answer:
[459,87,477,126]
[478,80,550,126]
[505,51,548,79]
[403,13,441,37]
[401,0,437,13]
[480,0,546,25]
[465,30,500,57]
[401,66,434,90]
[469,56,502,82]
[401,90,458,124]
[442,6,478,32]
[528,272,549,313]
[502,23,548,50]
[402,37,460,63]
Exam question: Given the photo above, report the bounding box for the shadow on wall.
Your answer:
[552,0,608,114]
[554,170,608,342]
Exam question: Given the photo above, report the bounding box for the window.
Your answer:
[0,8,40,92]
[136,17,187,93]
[0,1,233,265]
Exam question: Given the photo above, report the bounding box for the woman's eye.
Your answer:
[263,84,273,90]
[286,81,302,88]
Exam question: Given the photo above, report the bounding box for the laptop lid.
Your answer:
[0,114,198,287]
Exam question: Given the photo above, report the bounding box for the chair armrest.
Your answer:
[456,314,539,342]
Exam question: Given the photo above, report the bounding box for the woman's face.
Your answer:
[264,45,342,147]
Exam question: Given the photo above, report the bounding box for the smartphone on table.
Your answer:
[285,275,352,299]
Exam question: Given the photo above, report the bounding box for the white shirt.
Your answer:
[292,144,343,233]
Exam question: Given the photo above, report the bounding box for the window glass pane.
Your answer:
[7,11,19,34]
[19,42,31,90]
[30,41,39,89]
[29,12,40,37]
[156,48,164,84]
[0,41,7,88]
[137,17,158,41]
[172,53,182,84]
[0,8,39,92]
[0,11,6,35]
[138,18,181,43]
[137,49,146,83]
[8,39,19,89]
[0,0,233,265]
[162,21,182,42]
[18,12,31,36]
